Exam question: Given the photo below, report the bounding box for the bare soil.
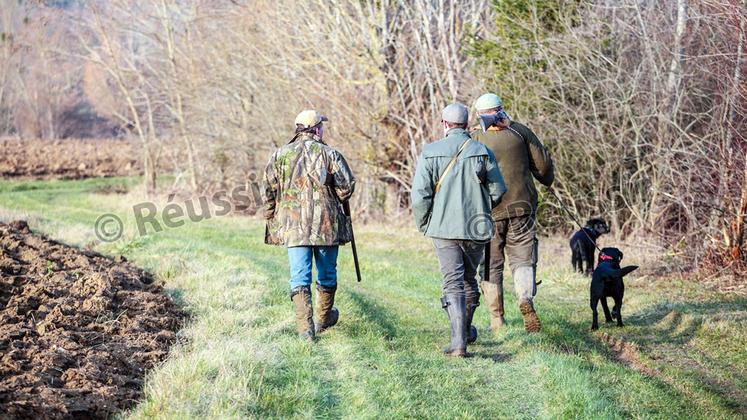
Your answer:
[0,220,184,419]
[0,139,141,179]
[597,331,660,377]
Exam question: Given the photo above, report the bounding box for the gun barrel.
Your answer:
[343,201,362,282]
[484,241,490,283]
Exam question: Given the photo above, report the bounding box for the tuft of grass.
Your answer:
[0,177,745,419]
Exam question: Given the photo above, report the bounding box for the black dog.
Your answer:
[590,247,638,330]
[570,218,610,275]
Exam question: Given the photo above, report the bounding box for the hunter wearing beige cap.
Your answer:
[294,110,328,129]
[262,109,355,341]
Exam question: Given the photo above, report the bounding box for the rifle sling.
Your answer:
[434,139,470,194]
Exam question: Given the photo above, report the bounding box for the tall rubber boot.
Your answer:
[465,294,479,344]
[441,294,467,357]
[514,266,541,333]
[290,285,315,341]
[480,281,506,333]
[315,284,339,333]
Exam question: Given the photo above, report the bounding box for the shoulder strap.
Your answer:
[506,124,526,144]
[434,139,470,194]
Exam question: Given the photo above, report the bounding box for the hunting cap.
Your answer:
[294,110,328,129]
[442,103,469,124]
[475,93,504,111]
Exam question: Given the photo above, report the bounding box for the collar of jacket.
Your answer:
[289,132,326,145]
[445,127,468,137]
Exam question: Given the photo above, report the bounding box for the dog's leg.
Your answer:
[571,243,582,273]
[613,297,624,327]
[601,297,613,323]
[584,245,594,276]
[590,296,599,330]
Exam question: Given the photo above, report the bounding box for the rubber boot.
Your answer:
[441,294,467,357]
[290,286,315,341]
[481,281,506,333]
[465,294,479,344]
[514,266,541,333]
[519,300,541,333]
[315,284,339,333]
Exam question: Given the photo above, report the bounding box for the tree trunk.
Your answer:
[714,1,746,262]
[730,151,747,261]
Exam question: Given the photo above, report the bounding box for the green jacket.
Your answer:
[471,122,554,220]
[262,132,355,247]
[411,128,506,241]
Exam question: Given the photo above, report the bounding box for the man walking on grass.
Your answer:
[472,93,554,334]
[411,103,506,357]
[262,110,356,341]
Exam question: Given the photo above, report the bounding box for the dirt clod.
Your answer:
[0,221,184,419]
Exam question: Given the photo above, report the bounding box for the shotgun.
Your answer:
[484,241,490,284]
[342,200,362,282]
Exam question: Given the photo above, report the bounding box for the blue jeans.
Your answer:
[288,246,339,290]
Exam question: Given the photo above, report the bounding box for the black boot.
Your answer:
[465,293,479,344]
[441,294,467,357]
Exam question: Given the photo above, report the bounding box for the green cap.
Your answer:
[475,93,503,111]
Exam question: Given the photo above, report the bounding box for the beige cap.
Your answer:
[294,110,328,129]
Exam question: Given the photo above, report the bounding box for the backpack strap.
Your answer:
[434,139,470,194]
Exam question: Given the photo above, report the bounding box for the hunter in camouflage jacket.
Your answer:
[262,132,356,247]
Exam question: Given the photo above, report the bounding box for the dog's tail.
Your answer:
[618,265,639,277]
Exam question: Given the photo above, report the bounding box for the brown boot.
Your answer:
[481,281,506,333]
[519,300,541,333]
[315,284,339,333]
[290,286,315,341]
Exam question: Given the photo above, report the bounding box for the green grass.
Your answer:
[0,177,745,419]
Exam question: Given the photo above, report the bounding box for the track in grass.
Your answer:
[0,177,745,419]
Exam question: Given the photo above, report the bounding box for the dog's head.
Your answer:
[598,247,638,277]
[599,247,624,265]
[586,218,610,235]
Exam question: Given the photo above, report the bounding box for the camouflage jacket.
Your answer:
[262,132,355,247]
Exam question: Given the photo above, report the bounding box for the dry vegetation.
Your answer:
[0,0,744,275]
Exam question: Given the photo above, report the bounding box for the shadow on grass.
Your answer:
[345,290,398,340]
[250,344,343,418]
[542,297,747,416]
[468,349,513,363]
[623,297,747,415]
[162,287,189,310]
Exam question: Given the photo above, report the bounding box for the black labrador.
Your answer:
[590,247,638,330]
[570,218,610,275]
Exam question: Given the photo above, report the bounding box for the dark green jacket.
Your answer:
[471,122,554,220]
[262,132,355,247]
[411,128,506,241]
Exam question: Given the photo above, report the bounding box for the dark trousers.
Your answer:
[432,238,483,301]
[478,215,538,302]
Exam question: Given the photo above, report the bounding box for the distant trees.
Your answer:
[0,1,116,139]
[0,0,744,269]
[472,0,747,268]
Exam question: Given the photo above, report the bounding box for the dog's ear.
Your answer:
[619,251,624,261]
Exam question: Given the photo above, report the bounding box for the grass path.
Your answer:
[0,178,745,419]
